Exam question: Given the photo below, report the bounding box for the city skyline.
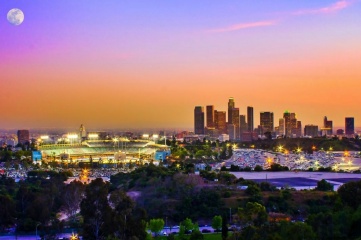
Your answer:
[1,1,361,129]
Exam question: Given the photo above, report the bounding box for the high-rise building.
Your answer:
[304,125,319,137]
[240,115,247,133]
[345,117,355,135]
[278,118,285,136]
[260,112,274,133]
[206,105,215,128]
[215,110,227,134]
[194,106,205,134]
[231,108,240,139]
[283,111,291,137]
[228,97,235,124]
[227,124,236,140]
[247,106,254,132]
[295,121,302,137]
[323,116,333,135]
[17,130,30,144]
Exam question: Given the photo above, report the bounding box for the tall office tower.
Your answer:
[304,125,319,137]
[215,110,227,134]
[345,117,355,135]
[279,118,285,136]
[295,121,302,137]
[79,124,87,140]
[228,97,235,124]
[247,106,254,132]
[283,111,292,137]
[323,116,333,135]
[240,115,247,133]
[227,124,236,140]
[194,106,205,134]
[206,105,215,128]
[260,112,274,133]
[17,130,30,144]
[231,108,240,139]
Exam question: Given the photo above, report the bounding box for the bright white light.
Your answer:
[142,134,149,138]
[40,135,49,140]
[88,134,99,139]
[67,134,78,139]
[153,134,159,139]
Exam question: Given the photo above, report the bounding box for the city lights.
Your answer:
[67,134,78,139]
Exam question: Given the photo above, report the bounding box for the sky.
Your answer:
[1,0,361,131]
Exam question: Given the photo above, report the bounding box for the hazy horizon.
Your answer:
[1,1,360,129]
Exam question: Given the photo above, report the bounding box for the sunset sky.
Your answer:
[1,1,361,130]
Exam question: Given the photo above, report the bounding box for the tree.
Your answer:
[148,219,164,236]
[315,179,333,191]
[189,230,204,240]
[212,215,222,232]
[338,180,361,209]
[181,218,194,232]
[0,195,16,230]
[238,202,268,227]
[61,180,85,223]
[221,214,228,240]
[80,178,112,240]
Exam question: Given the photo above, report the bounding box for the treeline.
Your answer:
[2,165,361,239]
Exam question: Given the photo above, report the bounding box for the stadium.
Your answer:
[36,139,170,165]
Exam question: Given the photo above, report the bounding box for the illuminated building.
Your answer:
[227,97,235,124]
[215,110,227,134]
[345,117,355,135]
[17,129,30,144]
[206,105,215,128]
[283,111,291,137]
[231,108,240,139]
[260,112,274,133]
[79,124,86,141]
[304,125,319,137]
[247,106,254,132]
[283,111,299,137]
[194,106,205,134]
[323,116,333,135]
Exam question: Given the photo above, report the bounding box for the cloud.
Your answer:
[208,20,276,33]
[292,0,353,15]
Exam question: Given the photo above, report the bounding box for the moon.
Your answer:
[7,8,25,26]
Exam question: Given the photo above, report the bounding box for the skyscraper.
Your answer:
[278,118,285,136]
[231,108,240,139]
[228,97,235,124]
[323,116,333,135]
[240,115,247,133]
[17,130,30,144]
[194,106,205,134]
[206,105,215,128]
[345,117,355,135]
[247,106,254,132]
[283,111,292,137]
[260,112,274,133]
[215,110,227,134]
